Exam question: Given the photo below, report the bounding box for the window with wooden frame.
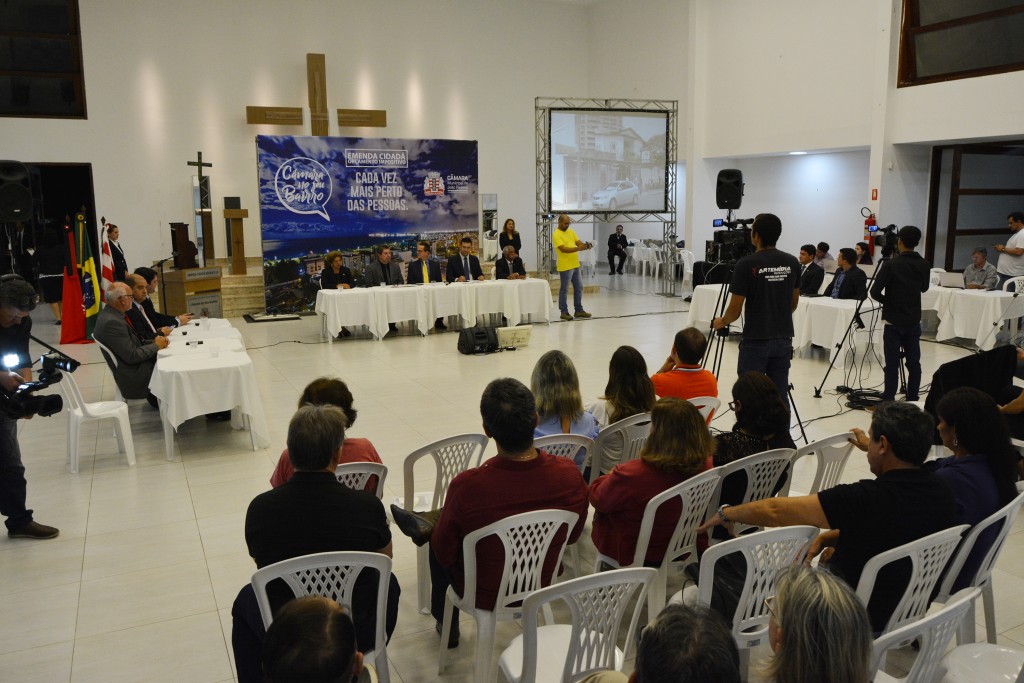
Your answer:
[0,0,86,118]
[899,0,1024,87]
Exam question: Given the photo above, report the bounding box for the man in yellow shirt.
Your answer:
[552,214,594,321]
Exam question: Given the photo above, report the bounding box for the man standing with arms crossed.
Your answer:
[870,225,930,402]
[553,214,594,321]
[712,213,800,400]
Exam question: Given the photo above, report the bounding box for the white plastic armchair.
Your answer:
[437,509,579,683]
[589,412,652,484]
[92,338,124,402]
[498,567,657,683]
[334,461,388,500]
[707,448,795,536]
[250,551,394,683]
[785,432,855,496]
[686,396,720,423]
[60,372,135,473]
[533,434,594,468]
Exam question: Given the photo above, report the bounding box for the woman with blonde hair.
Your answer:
[532,350,599,466]
[590,398,715,567]
[765,566,872,683]
[585,346,656,476]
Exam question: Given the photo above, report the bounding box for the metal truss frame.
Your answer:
[535,97,679,295]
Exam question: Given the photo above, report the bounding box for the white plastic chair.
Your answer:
[870,587,980,683]
[1004,275,1024,292]
[533,434,593,468]
[250,551,394,683]
[400,433,489,613]
[334,461,388,500]
[707,448,796,536]
[940,642,1024,683]
[593,468,721,616]
[686,395,720,423]
[437,509,578,683]
[785,432,855,496]
[93,338,124,402]
[687,525,820,678]
[933,491,1024,644]
[855,524,969,637]
[589,412,652,484]
[59,373,135,474]
[497,567,657,683]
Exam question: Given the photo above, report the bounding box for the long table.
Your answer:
[315,279,552,340]
[930,287,1022,350]
[149,320,270,461]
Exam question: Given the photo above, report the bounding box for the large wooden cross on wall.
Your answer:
[246,53,387,135]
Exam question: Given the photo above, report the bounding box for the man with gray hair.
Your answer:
[495,245,527,280]
[963,246,998,290]
[233,404,399,683]
[92,281,168,406]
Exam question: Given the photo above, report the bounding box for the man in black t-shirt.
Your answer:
[712,213,800,399]
[698,401,956,633]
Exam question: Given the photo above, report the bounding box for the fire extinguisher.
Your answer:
[862,207,877,254]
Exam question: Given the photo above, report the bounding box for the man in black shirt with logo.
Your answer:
[712,213,800,399]
[870,225,931,401]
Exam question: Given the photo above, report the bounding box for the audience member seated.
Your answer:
[963,246,998,290]
[926,387,1020,591]
[650,327,718,401]
[125,274,171,341]
[92,282,168,407]
[699,401,956,633]
[798,244,825,296]
[532,350,600,467]
[232,405,399,683]
[133,267,193,329]
[262,597,367,683]
[269,377,383,494]
[391,378,588,649]
[446,236,485,282]
[855,241,873,266]
[764,567,872,683]
[495,245,527,280]
[814,241,833,268]
[715,371,795,473]
[584,346,656,477]
[590,398,714,567]
[406,240,447,329]
[824,248,867,300]
[580,603,741,683]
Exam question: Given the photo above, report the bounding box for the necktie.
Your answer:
[124,313,141,341]
[801,265,806,277]
[422,261,429,283]
[136,303,156,333]
[464,256,471,280]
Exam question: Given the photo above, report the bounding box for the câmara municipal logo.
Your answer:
[423,171,445,196]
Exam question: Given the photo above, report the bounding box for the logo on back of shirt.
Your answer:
[753,265,794,282]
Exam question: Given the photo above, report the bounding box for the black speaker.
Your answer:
[0,161,32,222]
[716,169,743,210]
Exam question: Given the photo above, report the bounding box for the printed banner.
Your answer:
[256,135,479,312]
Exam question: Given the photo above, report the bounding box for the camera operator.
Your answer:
[0,275,58,540]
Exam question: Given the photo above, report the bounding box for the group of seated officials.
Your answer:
[230,324,1023,683]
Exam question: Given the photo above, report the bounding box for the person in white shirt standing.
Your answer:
[995,211,1024,289]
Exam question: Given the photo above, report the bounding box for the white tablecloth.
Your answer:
[149,350,270,460]
[686,284,739,332]
[157,337,244,358]
[315,279,551,340]
[168,321,243,344]
[793,297,881,368]
[933,288,1022,350]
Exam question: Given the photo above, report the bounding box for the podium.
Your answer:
[162,267,223,318]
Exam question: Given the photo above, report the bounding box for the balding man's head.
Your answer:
[126,274,149,303]
[105,282,133,312]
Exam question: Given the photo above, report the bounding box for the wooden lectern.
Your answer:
[224,208,248,275]
[162,267,223,318]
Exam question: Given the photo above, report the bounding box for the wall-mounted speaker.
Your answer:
[0,161,32,222]
[716,169,744,210]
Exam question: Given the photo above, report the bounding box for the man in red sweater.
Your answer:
[427,378,589,647]
[651,327,718,400]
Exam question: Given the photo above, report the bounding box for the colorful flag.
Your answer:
[59,218,86,344]
[75,212,102,339]
[100,224,115,292]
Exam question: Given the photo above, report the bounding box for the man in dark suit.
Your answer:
[495,245,527,280]
[446,237,484,282]
[134,266,193,329]
[607,224,628,274]
[93,282,168,405]
[407,240,447,330]
[126,274,170,341]
[824,247,868,301]
[798,244,825,296]
[362,245,404,334]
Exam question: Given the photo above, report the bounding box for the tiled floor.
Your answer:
[1,271,1021,682]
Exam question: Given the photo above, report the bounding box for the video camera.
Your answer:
[869,223,899,258]
[0,351,80,420]
[706,218,755,264]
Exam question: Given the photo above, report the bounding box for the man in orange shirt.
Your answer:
[651,327,718,400]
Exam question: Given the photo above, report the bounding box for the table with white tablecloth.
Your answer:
[932,288,1022,350]
[148,347,270,461]
[793,297,882,368]
[315,279,552,340]
[168,318,244,344]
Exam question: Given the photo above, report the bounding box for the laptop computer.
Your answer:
[939,271,964,288]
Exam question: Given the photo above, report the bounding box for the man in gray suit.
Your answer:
[362,245,404,335]
[93,281,168,406]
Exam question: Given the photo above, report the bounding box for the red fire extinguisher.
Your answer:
[862,207,877,254]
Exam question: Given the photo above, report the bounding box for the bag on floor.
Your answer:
[457,327,499,355]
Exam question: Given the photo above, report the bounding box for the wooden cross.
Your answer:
[187,151,212,180]
[246,53,386,135]
[187,151,215,263]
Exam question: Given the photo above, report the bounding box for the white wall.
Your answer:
[1,0,590,272]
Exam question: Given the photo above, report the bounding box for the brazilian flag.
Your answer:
[75,212,102,339]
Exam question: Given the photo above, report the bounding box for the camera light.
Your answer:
[2,353,19,369]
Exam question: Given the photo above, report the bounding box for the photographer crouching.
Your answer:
[0,275,58,540]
